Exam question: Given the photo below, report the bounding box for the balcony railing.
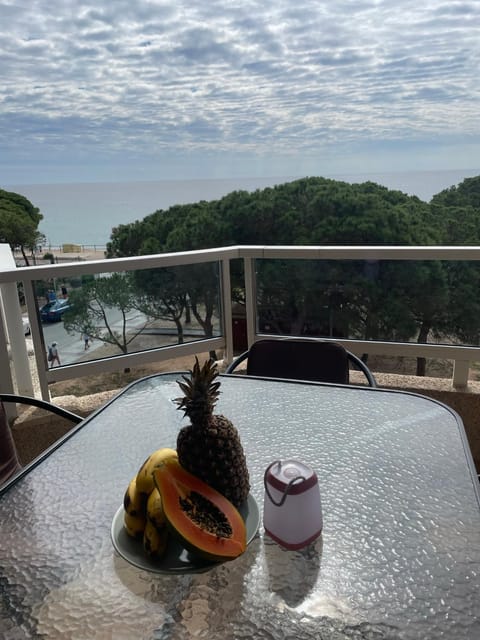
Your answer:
[2,244,480,402]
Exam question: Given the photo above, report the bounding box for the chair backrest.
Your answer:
[245,339,351,384]
[226,338,377,386]
[0,401,21,485]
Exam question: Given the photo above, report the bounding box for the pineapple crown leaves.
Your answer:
[175,357,221,421]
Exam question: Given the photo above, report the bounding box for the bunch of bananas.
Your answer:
[123,447,177,558]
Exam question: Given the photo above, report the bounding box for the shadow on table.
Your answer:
[112,532,262,637]
[263,534,323,607]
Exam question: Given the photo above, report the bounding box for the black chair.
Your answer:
[0,394,82,486]
[225,339,377,387]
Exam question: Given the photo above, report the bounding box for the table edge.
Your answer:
[2,372,479,507]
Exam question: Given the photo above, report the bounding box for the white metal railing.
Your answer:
[2,244,480,400]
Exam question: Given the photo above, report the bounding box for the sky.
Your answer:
[1,0,479,185]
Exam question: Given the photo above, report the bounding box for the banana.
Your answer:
[143,485,169,559]
[124,510,146,539]
[146,487,166,531]
[122,448,176,553]
[136,448,177,495]
[123,476,147,518]
[143,519,169,558]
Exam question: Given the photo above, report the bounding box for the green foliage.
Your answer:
[431,176,480,209]
[108,177,438,254]
[106,175,480,364]
[63,273,151,354]
[0,188,44,264]
[134,267,188,343]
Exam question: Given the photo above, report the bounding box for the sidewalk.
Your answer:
[49,247,106,262]
[14,247,106,265]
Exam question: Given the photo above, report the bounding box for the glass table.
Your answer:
[1,373,480,639]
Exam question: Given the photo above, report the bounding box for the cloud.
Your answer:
[0,0,479,182]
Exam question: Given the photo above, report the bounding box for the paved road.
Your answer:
[36,311,214,367]
[41,309,149,366]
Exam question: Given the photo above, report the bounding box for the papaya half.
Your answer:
[153,458,247,562]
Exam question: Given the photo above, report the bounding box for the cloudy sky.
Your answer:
[1,0,479,185]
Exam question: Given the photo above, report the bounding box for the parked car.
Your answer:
[39,301,55,322]
[41,299,71,322]
[22,315,31,335]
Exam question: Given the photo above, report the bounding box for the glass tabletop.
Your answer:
[1,373,480,639]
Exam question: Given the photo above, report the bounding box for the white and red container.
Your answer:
[263,459,323,550]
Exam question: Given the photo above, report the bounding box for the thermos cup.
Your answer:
[263,459,323,550]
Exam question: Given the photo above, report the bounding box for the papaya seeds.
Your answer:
[153,458,246,562]
[179,491,233,539]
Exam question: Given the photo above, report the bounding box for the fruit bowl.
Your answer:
[111,494,260,574]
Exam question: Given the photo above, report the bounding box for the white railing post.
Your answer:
[220,258,233,364]
[0,296,16,420]
[453,359,470,390]
[1,281,34,396]
[243,257,256,347]
[23,280,50,401]
[0,245,34,398]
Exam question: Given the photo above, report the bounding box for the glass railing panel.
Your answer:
[255,258,480,347]
[33,263,222,367]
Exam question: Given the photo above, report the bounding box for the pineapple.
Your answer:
[175,357,250,507]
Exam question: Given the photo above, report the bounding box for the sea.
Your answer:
[5,168,480,247]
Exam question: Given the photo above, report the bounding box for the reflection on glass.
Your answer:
[34,263,221,366]
[255,258,480,348]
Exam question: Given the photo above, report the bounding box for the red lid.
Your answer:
[265,460,317,495]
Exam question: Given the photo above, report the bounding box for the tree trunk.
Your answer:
[20,246,30,266]
[416,322,430,376]
[364,312,379,342]
[416,357,426,377]
[174,318,184,344]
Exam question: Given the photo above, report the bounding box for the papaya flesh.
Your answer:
[153,458,247,562]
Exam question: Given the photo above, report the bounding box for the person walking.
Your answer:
[49,342,61,367]
[81,332,90,350]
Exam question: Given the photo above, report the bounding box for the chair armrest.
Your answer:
[0,394,83,424]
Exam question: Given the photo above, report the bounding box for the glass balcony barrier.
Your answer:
[1,245,480,401]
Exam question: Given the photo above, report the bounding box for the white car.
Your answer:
[22,315,31,335]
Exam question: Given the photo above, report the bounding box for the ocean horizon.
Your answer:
[5,168,480,247]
